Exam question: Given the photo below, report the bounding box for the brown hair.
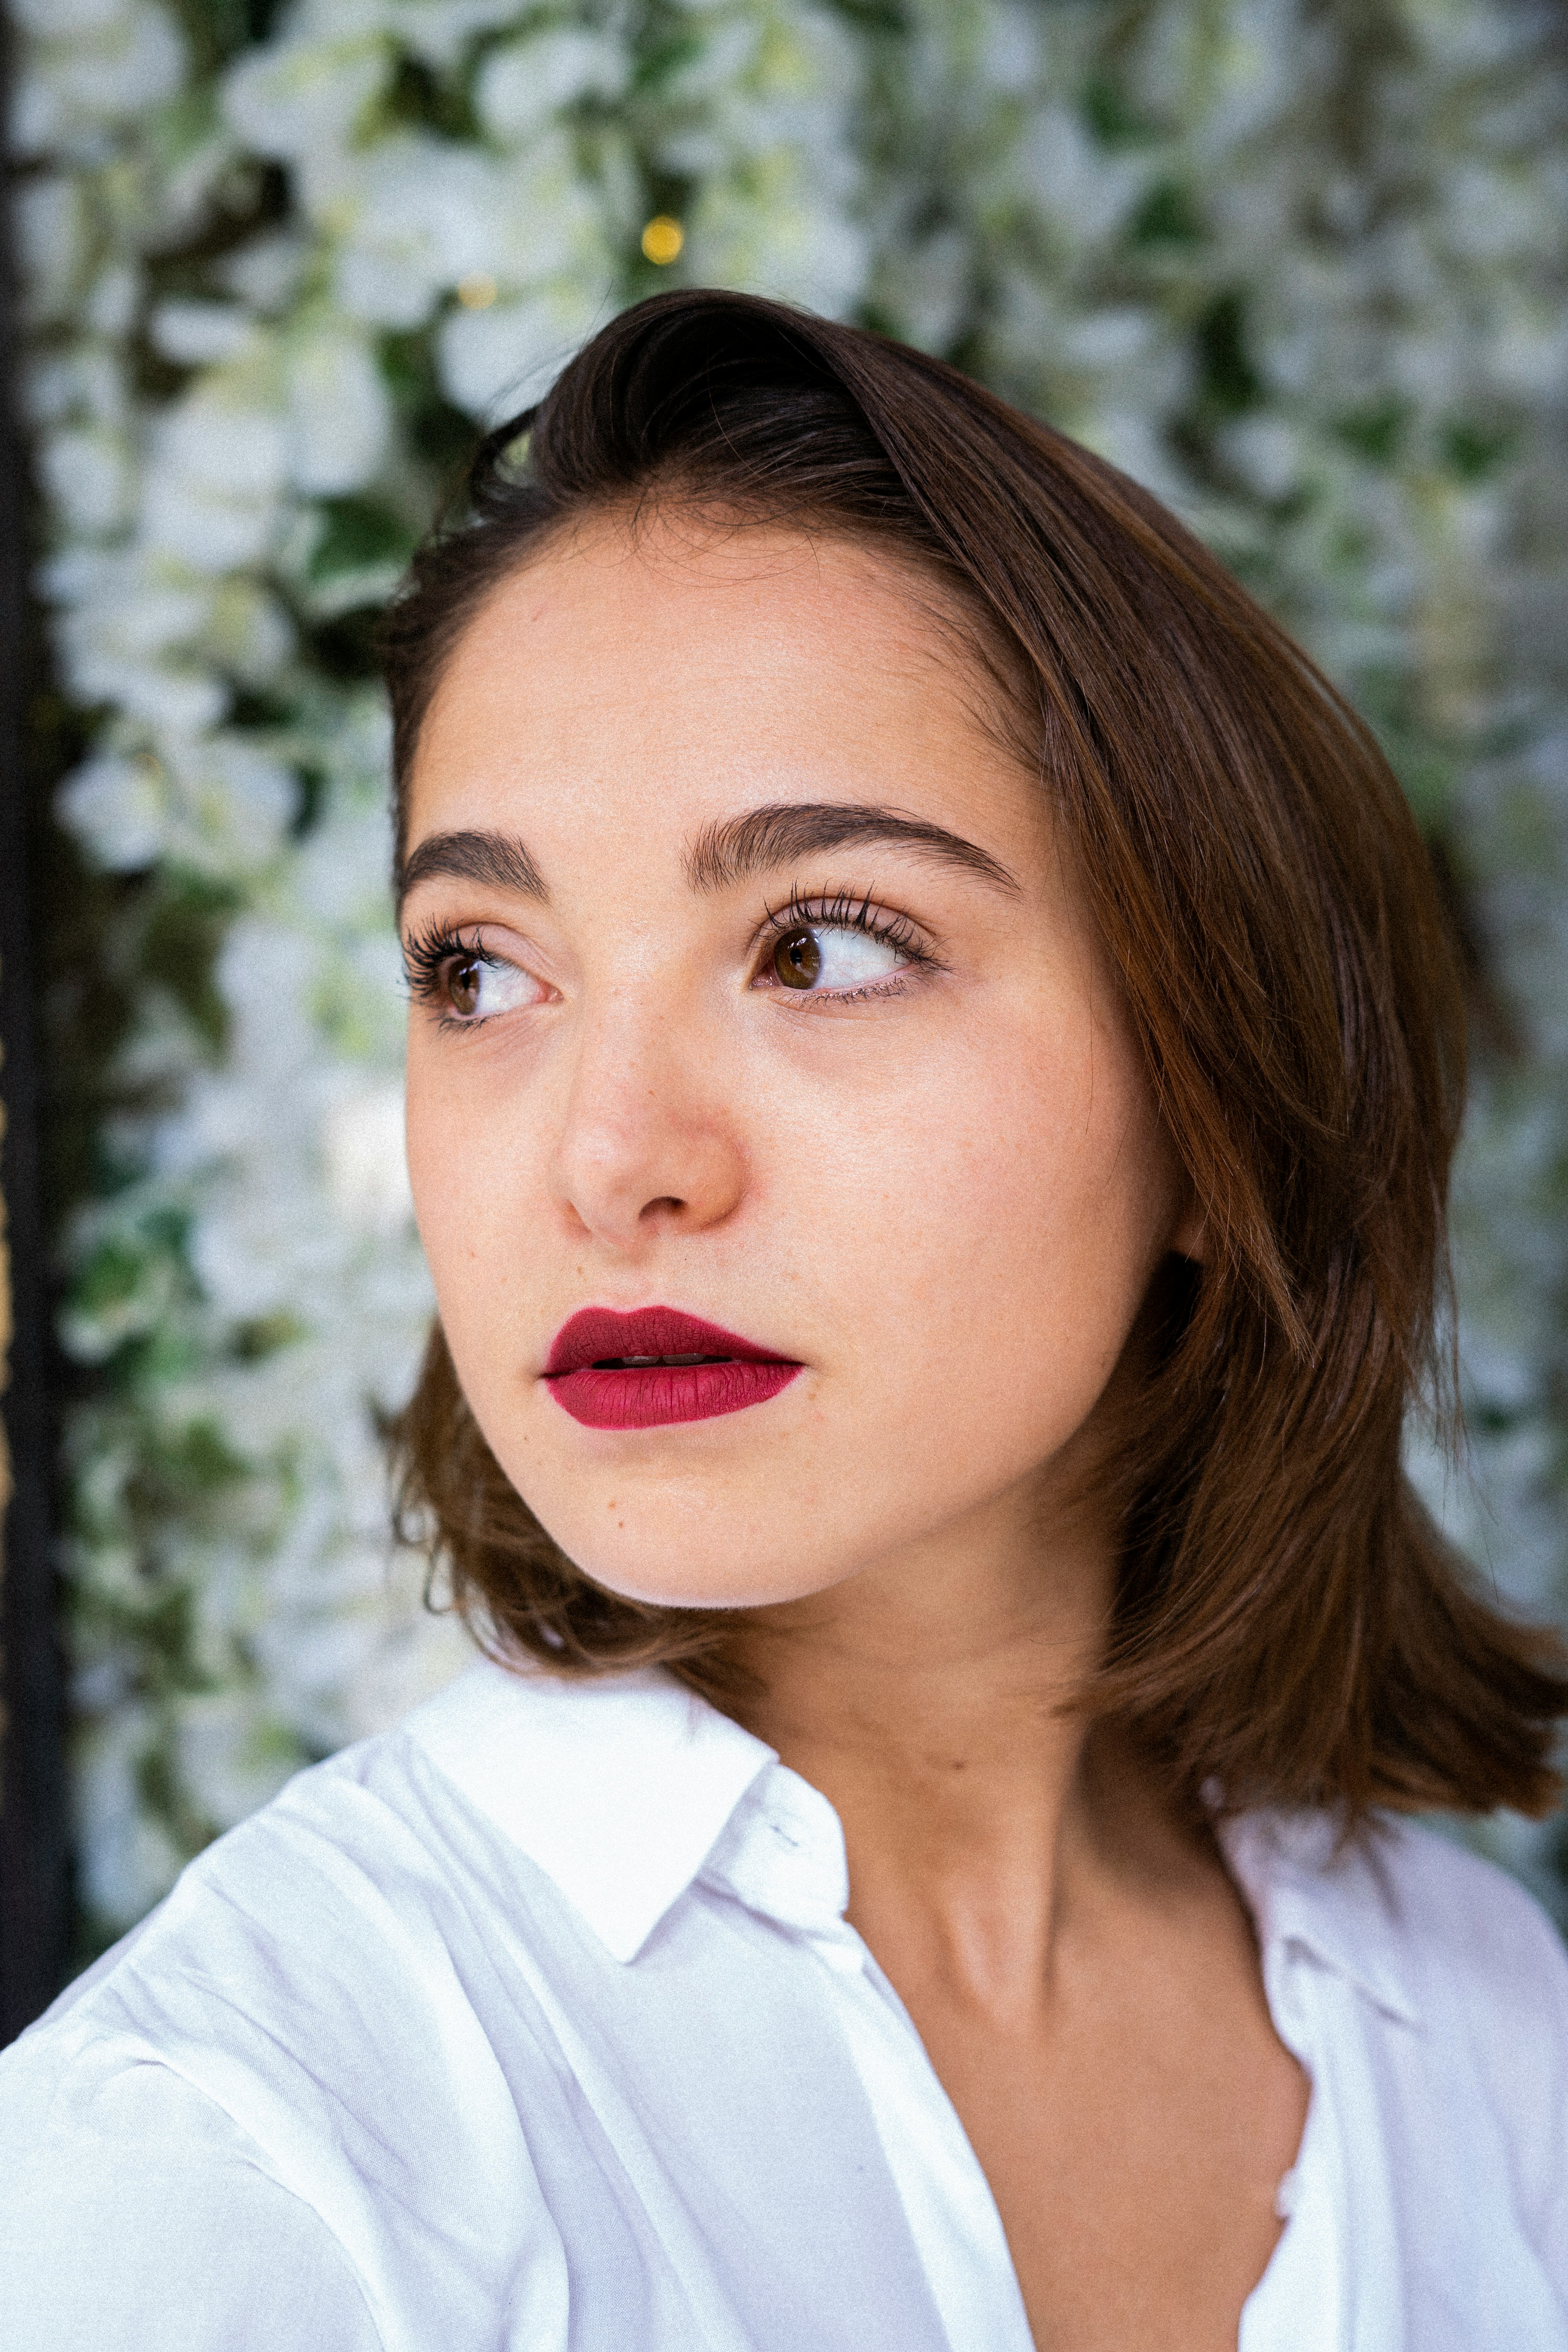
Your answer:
[383,287,1568,1822]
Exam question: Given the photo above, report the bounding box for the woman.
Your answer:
[4,289,1566,2350]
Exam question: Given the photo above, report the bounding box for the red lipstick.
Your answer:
[544,1306,802,1430]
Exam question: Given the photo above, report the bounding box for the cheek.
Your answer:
[401,994,1175,1610]
[801,1013,1171,1465]
[404,1046,541,1341]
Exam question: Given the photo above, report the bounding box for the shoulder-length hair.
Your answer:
[381,287,1567,1823]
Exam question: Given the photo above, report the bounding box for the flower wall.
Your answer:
[13,0,1568,1944]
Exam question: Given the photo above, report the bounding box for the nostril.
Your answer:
[640,1195,686,1219]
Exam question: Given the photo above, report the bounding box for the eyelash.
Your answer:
[756,887,937,1001]
[401,920,495,1028]
[400,891,939,1028]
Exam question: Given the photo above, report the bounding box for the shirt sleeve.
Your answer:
[1397,1824,1568,2285]
[0,2042,385,2352]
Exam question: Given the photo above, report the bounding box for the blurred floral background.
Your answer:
[10,0,1567,1952]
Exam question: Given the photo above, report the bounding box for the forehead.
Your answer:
[404,513,1044,867]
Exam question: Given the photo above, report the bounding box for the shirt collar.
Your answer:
[405,1658,1426,2020]
[1218,1808,1424,2026]
[403,1654,782,1962]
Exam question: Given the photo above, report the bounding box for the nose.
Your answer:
[548,991,747,1252]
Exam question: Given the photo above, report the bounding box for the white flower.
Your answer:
[38,424,135,538]
[204,578,296,682]
[1192,0,1301,151]
[50,551,216,707]
[85,265,139,339]
[1220,415,1304,501]
[11,0,141,33]
[215,916,326,1078]
[1443,163,1544,265]
[487,129,620,285]
[1483,299,1568,400]
[684,164,869,319]
[142,394,289,572]
[437,284,601,417]
[159,385,289,499]
[10,1,185,152]
[1018,104,1147,247]
[56,751,171,872]
[174,1689,301,1832]
[74,1708,187,1929]
[13,174,87,324]
[378,0,548,71]
[150,298,260,367]
[977,3,1042,94]
[23,345,126,431]
[339,1604,474,1744]
[172,732,299,870]
[221,32,390,162]
[221,230,313,315]
[58,731,295,876]
[291,767,399,929]
[1407,0,1534,75]
[330,136,499,328]
[321,1085,415,1238]
[112,667,230,734]
[1061,308,1159,370]
[285,324,392,493]
[475,25,629,143]
[1081,410,1196,509]
[279,0,528,69]
[873,227,971,356]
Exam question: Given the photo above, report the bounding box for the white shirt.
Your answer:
[2,1656,1566,2350]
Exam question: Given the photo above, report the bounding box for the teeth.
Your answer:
[598,1353,728,1369]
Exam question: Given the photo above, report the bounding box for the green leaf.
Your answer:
[1333,396,1410,467]
[307,497,419,585]
[1439,417,1516,483]
[1127,180,1204,249]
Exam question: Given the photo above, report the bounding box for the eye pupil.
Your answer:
[774,926,821,989]
[447,955,482,1016]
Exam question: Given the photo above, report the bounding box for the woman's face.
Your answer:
[401,514,1191,1610]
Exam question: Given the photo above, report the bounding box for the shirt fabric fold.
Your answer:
[2,1654,1565,2349]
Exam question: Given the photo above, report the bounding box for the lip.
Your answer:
[543,1306,802,1430]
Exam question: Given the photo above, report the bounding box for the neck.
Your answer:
[724,1483,1160,2020]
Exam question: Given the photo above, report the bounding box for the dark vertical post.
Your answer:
[0,24,70,2039]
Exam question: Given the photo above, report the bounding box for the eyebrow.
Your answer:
[395,800,1018,921]
[685,802,1018,895]
[396,829,548,916]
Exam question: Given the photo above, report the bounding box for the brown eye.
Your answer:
[445,955,483,1017]
[773,926,822,989]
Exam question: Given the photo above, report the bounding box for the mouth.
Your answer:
[543,1306,802,1431]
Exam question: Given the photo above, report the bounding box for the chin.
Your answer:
[576,1548,829,1615]
[530,1501,836,1615]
